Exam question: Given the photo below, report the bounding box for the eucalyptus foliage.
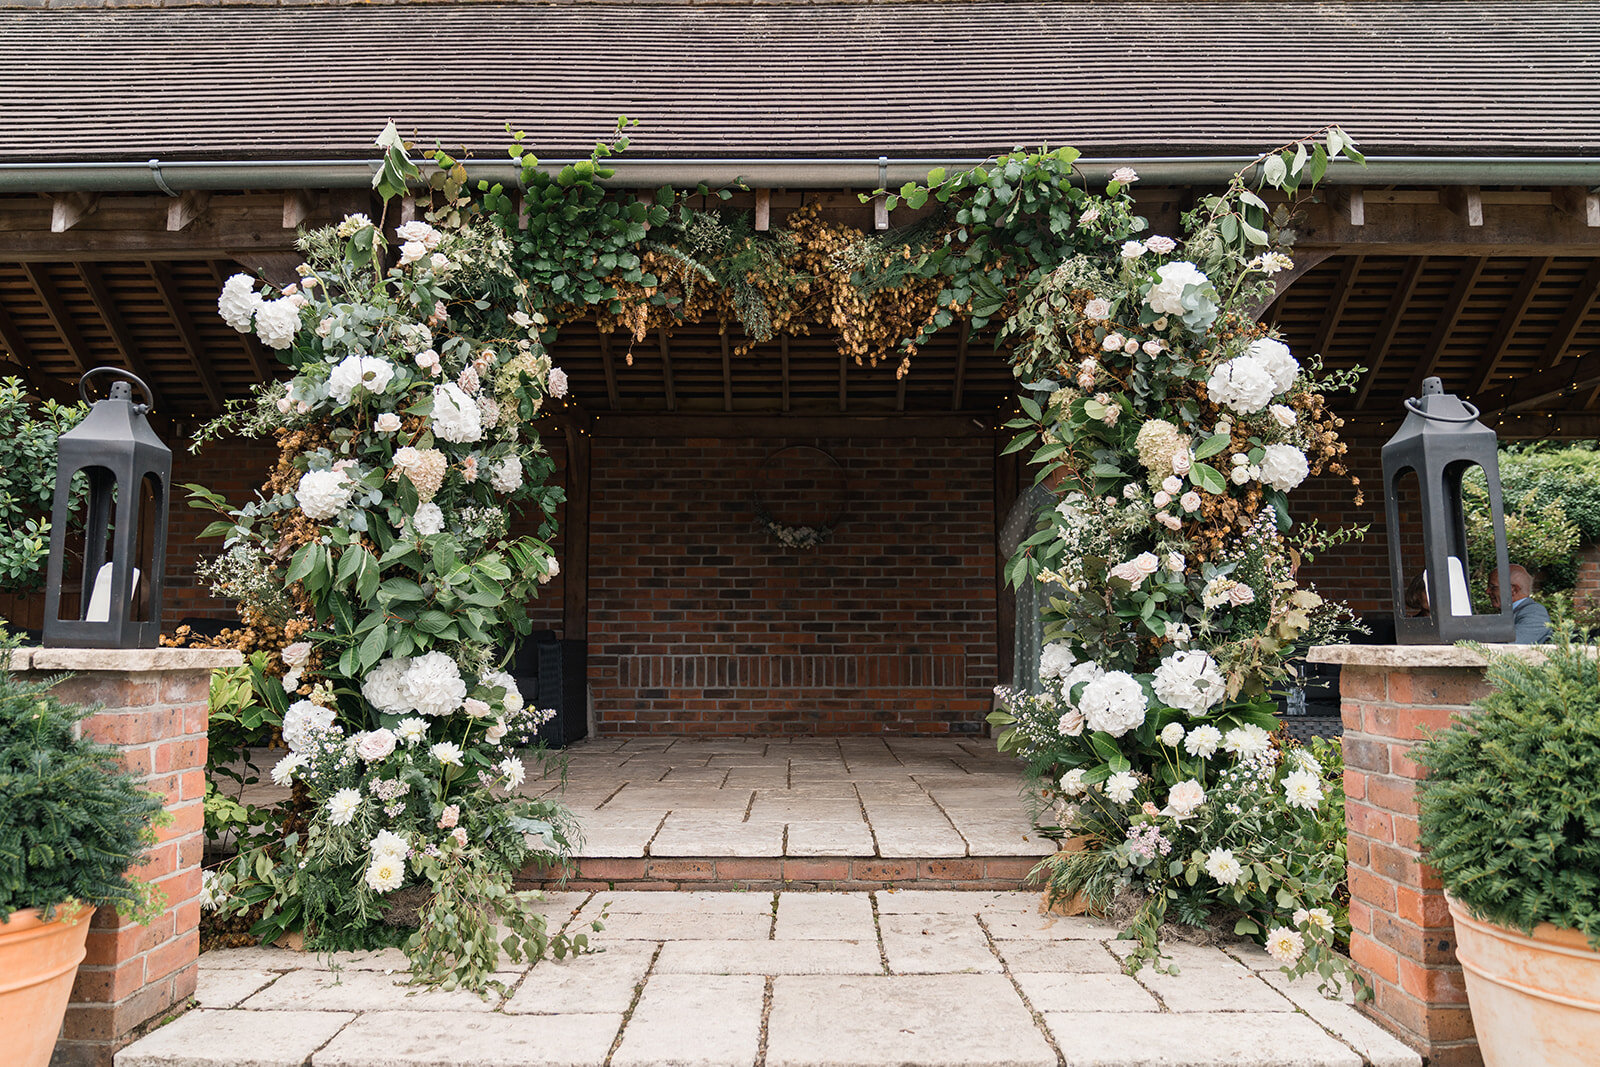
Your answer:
[1416,631,1600,947]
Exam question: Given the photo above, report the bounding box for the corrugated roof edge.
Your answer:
[3,155,1600,193]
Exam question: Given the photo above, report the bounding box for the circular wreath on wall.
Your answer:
[751,445,848,550]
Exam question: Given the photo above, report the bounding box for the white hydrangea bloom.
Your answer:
[254,297,302,350]
[281,699,336,753]
[1038,642,1076,681]
[1207,355,1276,414]
[1077,671,1147,737]
[400,651,467,717]
[411,502,445,536]
[1259,444,1310,492]
[1151,650,1228,715]
[326,787,362,826]
[295,468,353,521]
[431,383,483,443]
[361,657,411,715]
[490,455,523,493]
[328,355,395,405]
[1105,770,1139,804]
[1058,661,1106,704]
[1144,261,1217,332]
[1247,337,1300,394]
[218,273,263,332]
[481,668,524,714]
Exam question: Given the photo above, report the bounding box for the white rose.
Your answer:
[376,412,402,433]
[354,728,397,762]
[1153,491,1171,508]
[1083,298,1111,320]
[1164,779,1206,818]
[1270,404,1297,428]
[281,641,312,667]
[485,719,509,744]
[1179,491,1201,512]
[1161,475,1183,495]
[1207,355,1276,414]
[1120,240,1145,260]
[548,367,569,398]
[398,240,428,266]
[1247,338,1300,393]
[1102,332,1125,352]
[1109,552,1159,589]
[1170,449,1191,476]
[1164,552,1185,573]
[1111,167,1139,184]
[1267,927,1306,964]
[1057,709,1086,737]
[1259,444,1310,492]
[463,697,492,719]
[1145,235,1177,255]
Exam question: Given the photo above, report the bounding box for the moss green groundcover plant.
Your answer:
[1416,631,1600,947]
[0,662,165,925]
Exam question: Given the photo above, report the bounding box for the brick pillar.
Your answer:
[8,647,241,1067]
[1308,644,1535,1067]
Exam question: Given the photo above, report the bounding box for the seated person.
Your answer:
[1405,573,1430,618]
[1488,564,1553,644]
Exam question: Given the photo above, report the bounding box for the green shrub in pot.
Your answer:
[0,661,167,922]
[1415,629,1600,946]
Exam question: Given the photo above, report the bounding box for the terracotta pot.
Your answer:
[1448,894,1600,1067]
[0,904,93,1067]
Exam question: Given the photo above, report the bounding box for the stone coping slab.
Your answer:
[9,646,243,672]
[1305,643,1539,667]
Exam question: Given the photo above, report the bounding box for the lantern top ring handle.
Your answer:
[79,366,155,413]
[1404,395,1480,423]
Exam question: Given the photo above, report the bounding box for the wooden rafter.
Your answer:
[148,261,225,413]
[780,334,791,413]
[720,332,733,411]
[282,190,315,230]
[1553,187,1600,228]
[49,192,99,233]
[597,330,620,410]
[1442,186,1484,228]
[950,319,970,410]
[1407,258,1485,397]
[1539,259,1600,371]
[1468,257,1553,396]
[76,263,163,409]
[1477,350,1600,415]
[587,412,991,438]
[22,263,88,375]
[656,327,676,412]
[0,298,42,391]
[1315,255,1363,357]
[1355,256,1426,409]
[166,190,210,232]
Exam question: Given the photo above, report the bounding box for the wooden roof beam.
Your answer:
[1299,196,1600,256]
[1538,259,1600,372]
[166,190,210,232]
[1442,186,1484,227]
[1407,258,1485,397]
[597,330,619,410]
[1477,350,1600,415]
[76,262,163,409]
[1314,254,1363,357]
[950,319,971,410]
[50,192,99,233]
[1553,187,1600,228]
[148,260,226,413]
[22,263,89,376]
[1355,256,1426,409]
[1467,257,1553,396]
[656,327,676,412]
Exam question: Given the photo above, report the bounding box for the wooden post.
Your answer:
[561,421,591,646]
[993,427,1020,702]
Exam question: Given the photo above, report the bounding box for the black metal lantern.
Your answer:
[43,368,171,648]
[1380,377,1514,644]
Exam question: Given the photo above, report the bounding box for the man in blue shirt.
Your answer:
[1489,565,1553,644]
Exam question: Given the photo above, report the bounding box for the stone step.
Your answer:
[523,854,1041,890]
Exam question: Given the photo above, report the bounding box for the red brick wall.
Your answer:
[1294,434,1394,615]
[584,435,998,735]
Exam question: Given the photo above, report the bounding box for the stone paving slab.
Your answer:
[611,974,764,1067]
[114,1009,356,1067]
[125,890,1391,1067]
[1043,1011,1365,1066]
[766,974,1056,1067]
[313,1011,622,1066]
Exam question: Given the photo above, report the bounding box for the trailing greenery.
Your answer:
[1415,630,1600,947]
[0,659,166,923]
[201,652,286,845]
[0,378,86,597]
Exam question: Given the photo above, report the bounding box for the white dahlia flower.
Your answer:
[1282,769,1325,810]
[1105,770,1139,804]
[430,741,464,767]
[326,787,362,827]
[1184,724,1223,759]
[369,829,409,862]
[364,854,405,893]
[1059,769,1088,796]
[1205,847,1243,886]
[270,752,305,786]
[1223,724,1273,760]
[498,756,527,788]
[395,716,429,747]
[1266,926,1306,964]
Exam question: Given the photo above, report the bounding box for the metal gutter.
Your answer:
[1,155,1599,193]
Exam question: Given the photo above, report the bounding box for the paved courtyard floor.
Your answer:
[119,890,1420,1067]
[523,737,1058,860]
